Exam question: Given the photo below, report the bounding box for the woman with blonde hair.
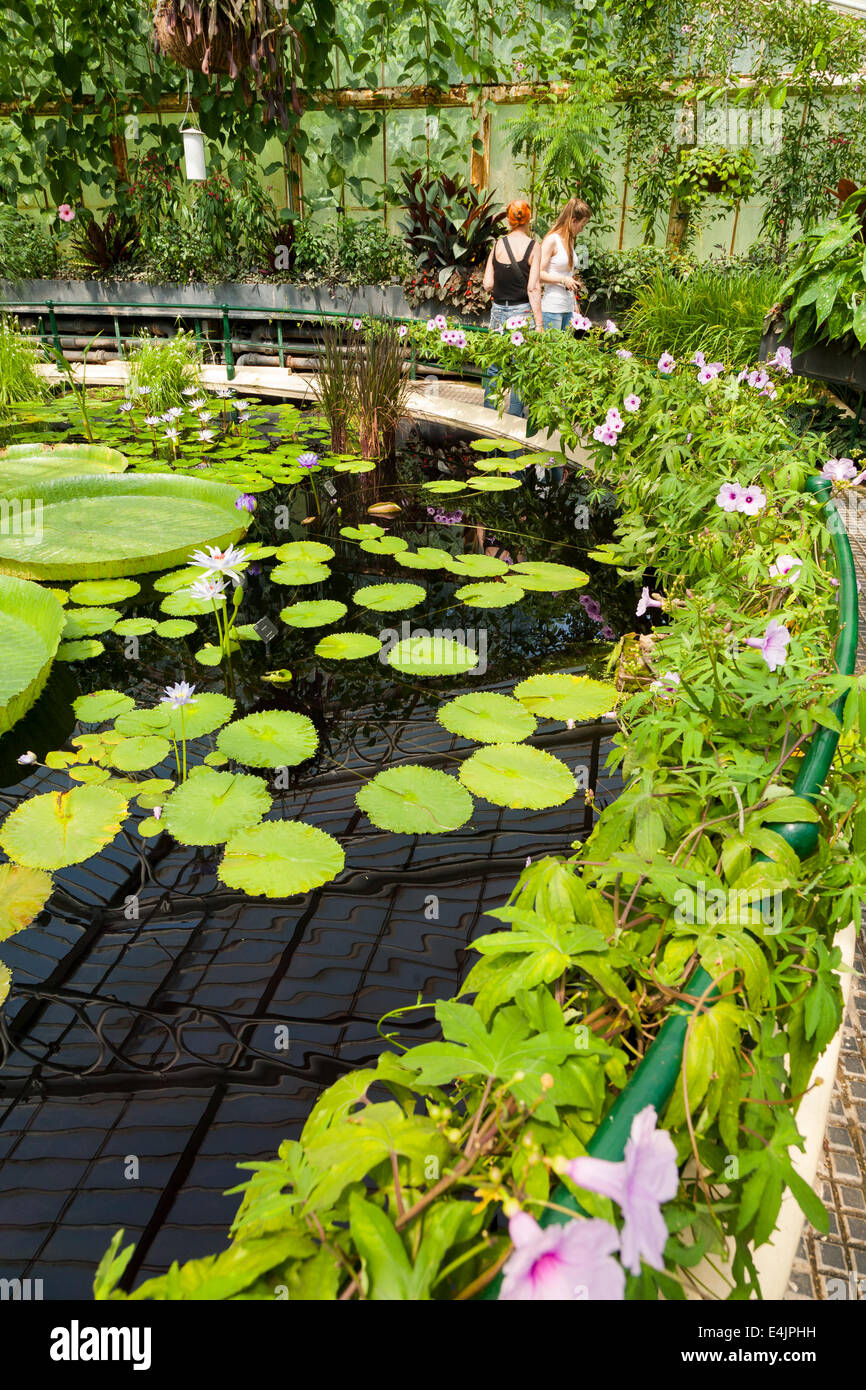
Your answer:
[539,196,592,331]
[481,198,542,418]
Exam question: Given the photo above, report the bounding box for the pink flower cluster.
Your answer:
[593,406,625,447]
[441,328,468,348]
[767,345,793,374]
[571,312,592,331]
[715,480,766,515]
[736,367,777,399]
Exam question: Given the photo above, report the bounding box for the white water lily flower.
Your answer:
[198,429,216,442]
[188,576,227,603]
[189,543,250,585]
[161,681,198,709]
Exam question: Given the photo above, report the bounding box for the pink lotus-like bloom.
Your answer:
[566,1106,678,1276]
[657,352,676,373]
[636,586,662,617]
[738,485,766,516]
[511,330,525,346]
[768,553,802,582]
[715,481,743,512]
[623,394,641,413]
[57,203,75,222]
[745,618,791,672]
[822,457,861,483]
[499,1210,625,1301]
[615,348,633,359]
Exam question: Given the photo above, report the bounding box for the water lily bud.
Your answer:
[153,806,162,821]
[17,751,37,765]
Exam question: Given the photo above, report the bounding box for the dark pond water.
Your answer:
[0,403,632,1296]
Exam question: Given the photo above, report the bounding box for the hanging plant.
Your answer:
[671,145,757,211]
[150,0,300,126]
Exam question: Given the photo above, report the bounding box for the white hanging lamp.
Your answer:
[180,74,206,181]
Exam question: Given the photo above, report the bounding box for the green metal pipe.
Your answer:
[479,472,859,1297]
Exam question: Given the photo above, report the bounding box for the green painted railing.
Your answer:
[480,472,859,1297]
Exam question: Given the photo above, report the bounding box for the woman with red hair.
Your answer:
[481,199,542,418]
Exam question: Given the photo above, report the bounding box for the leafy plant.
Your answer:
[310,320,359,455]
[69,210,139,276]
[624,265,784,366]
[0,315,49,419]
[353,319,412,471]
[0,205,58,281]
[671,145,757,211]
[781,187,866,352]
[399,170,505,278]
[127,329,202,412]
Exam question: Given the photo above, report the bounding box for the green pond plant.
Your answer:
[78,330,866,1301]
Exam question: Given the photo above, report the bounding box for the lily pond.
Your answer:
[0,386,632,1295]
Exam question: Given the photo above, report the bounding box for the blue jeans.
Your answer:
[542,309,573,332]
[484,301,531,418]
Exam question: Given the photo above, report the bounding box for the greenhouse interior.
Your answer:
[1,0,866,1343]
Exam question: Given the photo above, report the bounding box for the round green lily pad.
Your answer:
[437,692,537,745]
[512,673,618,722]
[162,769,271,846]
[0,784,128,869]
[217,710,318,768]
[353,583,426,612]
[314,632,382,661]
[73,689,136,724]
[280,600,348,628]
[458,743,576,809]
[386,635,479,677]
[218,819,345,897]
[356,766,473,834]
[68,579,141,605]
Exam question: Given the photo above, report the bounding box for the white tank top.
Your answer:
[541,232,576,313]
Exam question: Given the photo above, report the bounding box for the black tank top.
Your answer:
[492,236,536,304]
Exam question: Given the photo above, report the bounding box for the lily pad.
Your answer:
[73,689,136,724]
[513,673,618,722]
[56,639,104,662]
[314,632,382,661]
[340,524,384,540]
[437,692,537,745]
[508,562,589,592]
[274,541,335,563]
[280,600,348,628]
[62,606,121,639]
[115,693,235,741]
[270,561,331,586]
[155,619,198,638]
[455,581,524,608]
[162,769,271,845]
[0,474,250,580]
[110,735,172,772]
[217,710,318,768]
[386,635,479,677]
[396,547,452,571]
[160,588,226,617]
[359,536,409,555]
[0,442,127,489]
[0,576,65,735]
[353,583,426,612]
[0,784,128,869]
[465,476,522,491]
[356,766,473,834]
[68,579,141,605]
[113,618,159,637]
[447,554,509,578]
[218,820,345,897]
[0,864,52,940]
[458,743,576,809]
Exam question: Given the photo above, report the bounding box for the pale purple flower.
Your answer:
[623,394,641,413]
[499,1211,625,1301]
[579,594,603,622]
[692,351,706,368]
[188,576,227,603]
[144,415,160,427]
[182,387,199,397]
[506,314,528,330]
[298,451,319,469]
[768,554,802,582]
[592,424,619,447]
[657,352,676,373]
[398,324,409,338]
[152,805,162,821]
[745,618,791,672]
[352,318,363,330]
[715,481,743,512]
[198,429,216,442]
[198,410,213,423]
[426,319,438,333]
[453,330,467,349]
[511,331,525,346]
[769,345,793,373]
[566,1105,678,1276]
[235,494,257,513]
[161,681,198,709]
[600,625,616,640]
[434,315,447,329]
[697,368,715,385]
[17,751,37,765]
[572,313,592,332]
[604,319,619,335]
[822,457,859,483]
[136,386,151,396]
[166,406,184,419]
[119,400,134,413]
[164,428,179,442]
[636,587,662,617]
[615,348,633,359]
[649,671,681,698]
[605,408,624,433]
[737,485,766,516]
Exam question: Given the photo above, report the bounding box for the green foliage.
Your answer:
[69,210,139,277]
[0,206,59,281]
[672,145,757,212]
[625,266,784,366]
[0,316,49,419]
[127,330,202,412]
[782,189,866,351]
[398,170,506,275]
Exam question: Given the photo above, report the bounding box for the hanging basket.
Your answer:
[152,0,251,78]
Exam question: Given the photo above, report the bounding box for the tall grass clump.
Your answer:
[0,315,49,420]
[127,329,202,413]
[625,265,783,366]
[354,320,411,464]
[310,321,359,455]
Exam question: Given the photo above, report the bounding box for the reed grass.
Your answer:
[624,266,783,366]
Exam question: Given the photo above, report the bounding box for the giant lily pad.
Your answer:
[458,744,576,809]
[0,474,250,580]
[0,864,52,940]
[0,784,128,869]
[217,710,318,768]
[356,766,473,833]
[0,575,65,735]
[162,769,271,846]
[507,562,589,592]
[513,673,618,722]
[0,443,127,488]
[218,820,345,897]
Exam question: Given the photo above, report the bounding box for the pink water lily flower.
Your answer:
[499,1210,625,1301]
[623,394,641,412]
[657,352,676,373]
[566,1106,678,1276]
[745,618,791,671]
[737,485,766,516]
[715,481,743,512]
[57,203,75,222]
[636,587,662,617]
[768,554,802,582]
